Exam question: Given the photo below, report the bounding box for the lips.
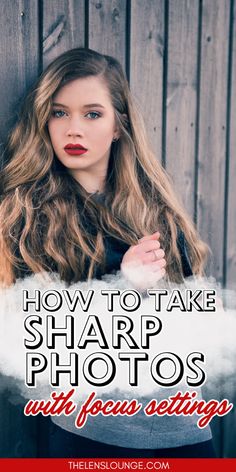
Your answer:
[64,143,88,156]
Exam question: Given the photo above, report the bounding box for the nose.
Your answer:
[66,116,85,137]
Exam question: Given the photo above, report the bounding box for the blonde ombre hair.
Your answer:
[0,48,208,286]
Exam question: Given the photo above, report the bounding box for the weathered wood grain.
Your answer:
[0,0,39,145]
[88,0,127,70]
[129,0,165,161]
[0,0,39,456]
[226,0,236,291]
[197,0,230,281]
[222,0,236,459]
[165,0,199,219]
[0,0,235,459]
[43,0,85,68]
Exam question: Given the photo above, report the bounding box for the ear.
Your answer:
[113,113,128,139]
[122,113,129,130]
[113,123,121,140]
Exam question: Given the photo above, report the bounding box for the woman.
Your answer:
[0,48,214,457]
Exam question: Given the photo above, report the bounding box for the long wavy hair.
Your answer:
[0,47,208,286]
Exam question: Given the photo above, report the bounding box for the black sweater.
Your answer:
[15,228,192,281]
[14,192,192,281]
[95,229,192,279]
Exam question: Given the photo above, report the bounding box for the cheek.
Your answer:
[94,122,115,144]
[47,122,55,144]
[48,121,62,146]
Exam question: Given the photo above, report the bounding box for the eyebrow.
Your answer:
[52,102,105,109]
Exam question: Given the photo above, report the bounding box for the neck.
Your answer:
[69,169,106,194]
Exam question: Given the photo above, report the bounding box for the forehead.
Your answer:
[53,76,112,106]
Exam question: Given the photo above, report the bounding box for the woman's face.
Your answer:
[47,76,119,192]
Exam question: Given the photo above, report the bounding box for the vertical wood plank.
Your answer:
[130,0,165,160]
[197,0,230,281]
[222,0,236,459]
[0,0,235,460]
[0,0,39,145]
[165,0,199,219]
[0,0,40,455]
[226,0,236,291]
[43,0,85,69]
[88,0,127,70]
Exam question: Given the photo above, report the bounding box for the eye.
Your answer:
[52,110,67,118]
[85,111,101,120]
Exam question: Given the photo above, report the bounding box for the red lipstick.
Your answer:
[64,143,88,156]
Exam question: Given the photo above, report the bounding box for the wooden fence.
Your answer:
[0,0,235,458]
